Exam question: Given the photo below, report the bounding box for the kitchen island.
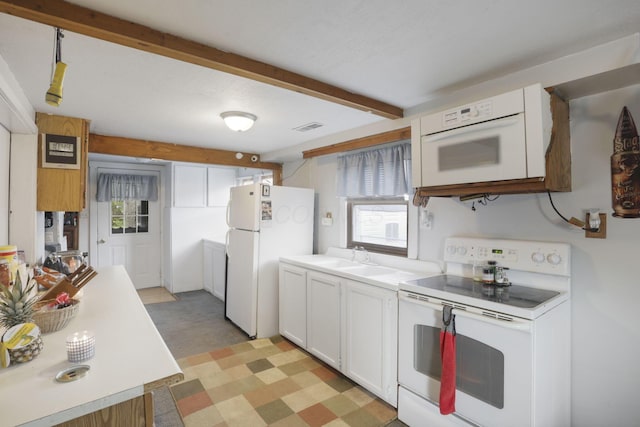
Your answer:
[1,265,183,426]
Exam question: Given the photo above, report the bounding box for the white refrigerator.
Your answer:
[225,183,314,338]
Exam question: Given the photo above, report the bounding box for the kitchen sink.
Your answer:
[338,265,397,277]
[314,259,361,268]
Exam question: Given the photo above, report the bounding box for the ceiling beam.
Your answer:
[89,134,283,172]
[0,0,404,119]
[303,126,410,158]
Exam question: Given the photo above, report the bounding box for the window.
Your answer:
[347,198,408,256]
[236,172,273,186]
[111,200,149,234]
[338,141,412,256]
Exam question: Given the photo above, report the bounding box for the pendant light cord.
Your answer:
[50,28,63,80]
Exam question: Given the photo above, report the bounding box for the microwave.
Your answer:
[411,84,552,187]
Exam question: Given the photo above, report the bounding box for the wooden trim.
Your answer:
[544,90,571,192]
[144,392,154,426]
[143,372,184,393]
[89,134,283,174]
[0,0,403,119]
[57,395,146,427]
[302,127,411,159]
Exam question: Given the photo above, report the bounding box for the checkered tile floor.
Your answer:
[171,336,397,426]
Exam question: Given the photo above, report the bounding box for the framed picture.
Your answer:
[261,184,271,197]
[41,133,81,169]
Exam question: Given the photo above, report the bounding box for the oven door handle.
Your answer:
[400,293,532,331]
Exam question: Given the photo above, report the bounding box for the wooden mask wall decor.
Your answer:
[611,106,640,218]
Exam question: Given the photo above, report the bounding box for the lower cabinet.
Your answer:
[342,279,398,407]
[278,261,398,406]
[203,240,226,301]
[279,263,307,348]
[307,271,341,369]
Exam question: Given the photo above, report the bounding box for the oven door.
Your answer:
[420,113,527,186]
[398,292,534,427]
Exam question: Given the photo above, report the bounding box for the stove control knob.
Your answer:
[457,246,467,256]
[547,253,562,265]
[446,245,457,255]
[531,252,545,264]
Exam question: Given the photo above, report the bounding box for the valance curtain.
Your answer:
[96,173,158,201]
[336,141,411,197]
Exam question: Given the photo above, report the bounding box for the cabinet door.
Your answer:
[342,280,398,406]
[307,271,341,369]
[207,167,236,207]
[211,243,226,301]
[278,263,307,347]
[203,241,215,294]
[173,165,207,207]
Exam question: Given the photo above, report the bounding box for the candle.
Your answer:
[66,331,95,362]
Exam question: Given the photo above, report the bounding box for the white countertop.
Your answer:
[0,265,183,427]
[280,250,443,291]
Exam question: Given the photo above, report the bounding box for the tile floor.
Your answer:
[172,336,399,426]
[145,290,408,426]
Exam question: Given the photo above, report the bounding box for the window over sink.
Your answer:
[347,198,408,256]
[337,141,412,257]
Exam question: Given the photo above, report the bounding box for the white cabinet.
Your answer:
[173,164,207,207]
[307,271,341,369]
[203,240,226,301]
[342,279,398,407]
[278,261,398,406]
[278,263,307,348]
[207,167,236,207]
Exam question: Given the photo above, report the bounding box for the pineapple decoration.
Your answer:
[0,273,44,367]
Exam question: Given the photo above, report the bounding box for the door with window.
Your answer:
[96,168,161,289]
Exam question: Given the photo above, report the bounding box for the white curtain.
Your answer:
[337,142,411,197]
[96,173,158,201]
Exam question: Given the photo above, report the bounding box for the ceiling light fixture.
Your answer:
[220,111,257,132]
[45,27,67,107]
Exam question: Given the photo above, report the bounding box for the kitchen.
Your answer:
[1,2,640,426]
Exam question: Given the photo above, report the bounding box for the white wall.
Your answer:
[8,133,42,264]
[167,164,234,293]
[284,84,640,426]
[0,125,8,243]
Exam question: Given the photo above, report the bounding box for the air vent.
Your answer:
[442,302,467,311]
[481,311,514,322]
[293,122,324,132]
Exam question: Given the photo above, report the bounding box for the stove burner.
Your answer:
[404,275,561,309]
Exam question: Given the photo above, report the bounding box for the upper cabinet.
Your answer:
[207,167,236,207]
[36,113,90,212]
[172,164,236,207]
[173,164,207,207]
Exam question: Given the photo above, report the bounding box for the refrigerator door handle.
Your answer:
[225,201,231,227]
[225,230,230,256]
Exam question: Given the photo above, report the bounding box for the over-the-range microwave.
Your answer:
[411,83,552,187]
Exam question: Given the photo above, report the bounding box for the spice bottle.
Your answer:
[482,267,494,284]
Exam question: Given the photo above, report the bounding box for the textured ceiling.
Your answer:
[0,0,639,157]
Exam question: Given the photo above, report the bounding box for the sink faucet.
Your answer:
[351,246,370,263]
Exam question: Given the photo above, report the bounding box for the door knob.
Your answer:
[97,239,106,244]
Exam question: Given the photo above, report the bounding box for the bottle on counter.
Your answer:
[472,261,485,282]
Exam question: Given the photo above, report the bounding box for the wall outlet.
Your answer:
[420,209,433,230]
[585,213,606,239]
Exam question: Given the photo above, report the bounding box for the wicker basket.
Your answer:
[32,299,80,333]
